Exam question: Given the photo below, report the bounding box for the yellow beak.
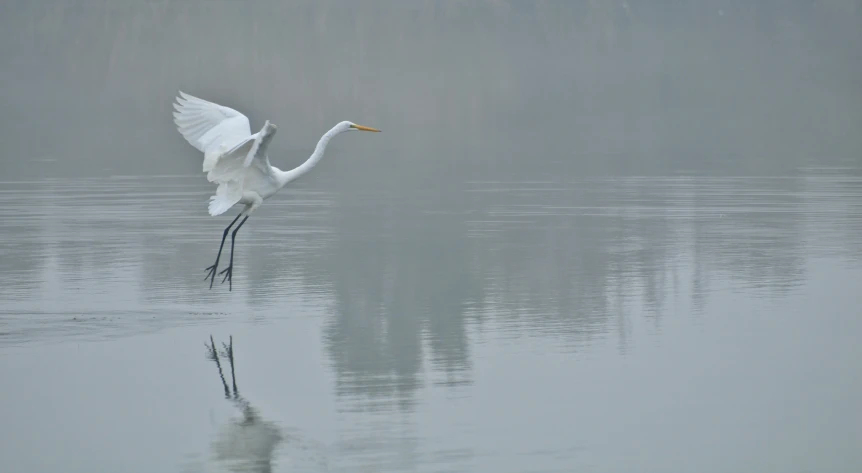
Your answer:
[350,124,381,132]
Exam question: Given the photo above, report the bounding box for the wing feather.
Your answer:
[172,92,278,216]
[202,127,274,216]
[207,120,278,180]
[172,91,251,160]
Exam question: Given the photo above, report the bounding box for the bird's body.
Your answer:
[172,91,380,290]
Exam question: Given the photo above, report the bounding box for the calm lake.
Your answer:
[1,2,861,472]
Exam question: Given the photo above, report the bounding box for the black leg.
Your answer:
[218,215,249,291]
[225,335,238,397]
[204,213,243,289]
[206,335,231,398]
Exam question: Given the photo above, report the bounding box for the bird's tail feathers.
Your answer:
[208,181,243,216]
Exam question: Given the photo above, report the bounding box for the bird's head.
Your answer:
[338,121,381,133]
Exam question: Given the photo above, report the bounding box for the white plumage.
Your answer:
[173,91,278,216]
[172,91,381,290]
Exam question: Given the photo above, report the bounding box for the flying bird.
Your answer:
[172,91,380,290]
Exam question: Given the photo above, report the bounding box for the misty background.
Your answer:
[1,1,861,473]
[2,1,860,181]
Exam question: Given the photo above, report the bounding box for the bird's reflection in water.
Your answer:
[202,336,330,473]
[205,336,284,473]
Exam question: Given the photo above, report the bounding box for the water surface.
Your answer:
[1,2,862,472]
[2,166,862,473]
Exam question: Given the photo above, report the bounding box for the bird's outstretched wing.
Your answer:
[215,120,278,173]
[172,91,252,166]
[172,92,279,216]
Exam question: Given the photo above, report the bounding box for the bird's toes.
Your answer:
[218,266,232,284]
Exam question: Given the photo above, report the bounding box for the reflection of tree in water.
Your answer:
[309,169,811,380]
[799,168,862,263]
[686,177,809,298]
[314,186,483,411]
[294,166,859,415]
[0,182,48,297]
[466,176,682,344]
[473,174,812,327]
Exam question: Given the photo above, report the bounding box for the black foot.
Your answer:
[218,265,233,291]
[204,261,220,289]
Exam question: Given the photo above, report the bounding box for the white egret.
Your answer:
[172,91,380,290]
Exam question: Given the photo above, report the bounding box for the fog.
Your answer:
[1,2,861,473]
[2,1,859,183]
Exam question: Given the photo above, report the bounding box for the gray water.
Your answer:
[2,2,862,473]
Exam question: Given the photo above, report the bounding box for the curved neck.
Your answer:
[278,125,343,186]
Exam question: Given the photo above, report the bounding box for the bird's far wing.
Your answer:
[205,120,278,183]
[201,129,272,217]
[172,91,252,171]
